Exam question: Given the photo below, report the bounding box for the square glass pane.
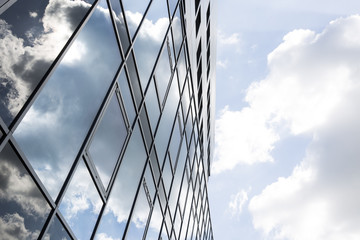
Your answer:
[95,124,147,240]
[13,0,121,200]
[0,0,94,126]
[88,91,127,189]
[0,142,51,239]
[59,160,103,240]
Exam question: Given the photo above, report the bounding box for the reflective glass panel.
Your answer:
[95,124,147,240]
[122,0,150,37]
[177,48,187,90]
[117,69,136,126]
[133,0,169,89]
[44,215,71,240]
[168,117,181,165]
[154,78,179,164]
[145,79,160,132]
[89,91,127,189]
[145,199,163,240]
[171,6,183,58]
[149,149,161,186]
[59,159,103,240]
[125,182,151,240]
[109,0,130,52]
[0,0,94,126]
[13,0,121,200]
[126,52,143,108]
[0,142,51,239]
[162,156,173,195]
[155,45,172,104]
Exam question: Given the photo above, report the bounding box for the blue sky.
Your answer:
[209,1,360,239]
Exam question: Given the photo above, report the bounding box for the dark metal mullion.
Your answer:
[9,0,100,132]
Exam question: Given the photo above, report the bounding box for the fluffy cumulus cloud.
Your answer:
[213,15,360,174]
[244,15,360,239]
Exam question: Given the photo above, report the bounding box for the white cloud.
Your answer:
[213,15,360,174]
[29,12,38,18]
[218,32,241,45]
[246,15,360,240]
[228,189,249,216]
[216,60,228,68]
[213,106,278,173]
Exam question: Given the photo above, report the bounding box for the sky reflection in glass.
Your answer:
[0,142,51,240]
[13,0,121,200]
[95,124,147,240]
[59,159,102,240]
[89,91,127,189]
[0,0,93,126]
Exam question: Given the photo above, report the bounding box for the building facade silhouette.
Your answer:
[0,0,216,239]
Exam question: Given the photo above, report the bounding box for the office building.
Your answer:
[0,0,216,239]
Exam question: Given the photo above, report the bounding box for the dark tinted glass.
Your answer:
[0,142,51,239]
[0,0,94,126]
[89,91,127,189]
[95,124,147,240]
[45,215,71,240]
[13,0,121,200]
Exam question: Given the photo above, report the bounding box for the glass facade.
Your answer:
[0,0,216,239]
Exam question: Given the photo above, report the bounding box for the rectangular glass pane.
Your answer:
[0,0,94,126]
[109,0,130,52]
[117,69,136,126]
[13,0,121,200]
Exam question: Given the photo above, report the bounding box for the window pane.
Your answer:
[59,159,103,240]
[109,0,130,52]
[154,46,172,104]
[45,215,71,240]
[145,79,160,132]
[122,0,151,37]
[145,198,163,240]
[125,181,151,240]
[13,0,121,200]
[95,124,147,240]
[0,142,51,239]
[171,5,183,58]
[133,0,169,89]
[88,91,127,189]
[117,69,136,126]
[0,0,94,126]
